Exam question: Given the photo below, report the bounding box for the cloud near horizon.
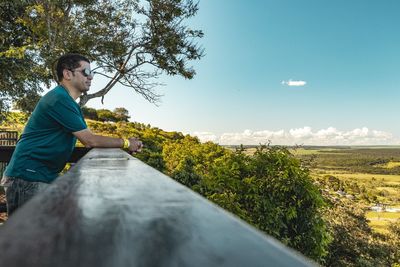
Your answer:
[281,79,307,86]
[193,127,396,146]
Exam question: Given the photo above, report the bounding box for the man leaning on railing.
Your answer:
[1,53,143,216]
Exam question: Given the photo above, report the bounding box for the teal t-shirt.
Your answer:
[5,85,87,183]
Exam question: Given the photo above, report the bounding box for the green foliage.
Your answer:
[0,1,49,120]
[133,127,172,170]
[113,107,130,122]
[387,220,400,265]
[162,139,331,262]
[81,107,98,120]
[86,120,117,136]
[322,198,392,266]
[242,146,330,260]
[82,107,130,122]
[0,112,28,132]
[13,91,41,114]
[96,109,118,122]
[316,173,400,267]
[86,117,184,170]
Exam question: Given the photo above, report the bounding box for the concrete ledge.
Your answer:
[0,148,315,267]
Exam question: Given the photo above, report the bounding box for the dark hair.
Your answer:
[55,53,90,82]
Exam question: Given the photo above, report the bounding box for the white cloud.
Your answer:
[281,79,307,87]
[192,127,397,146]
[289,126,313,138]
[192,131,217,142]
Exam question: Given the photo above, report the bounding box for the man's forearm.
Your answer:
[74,128,123,148]
[87,134,124,148]
[73,129,142,152]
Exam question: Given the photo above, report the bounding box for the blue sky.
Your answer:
[87,0,400,145]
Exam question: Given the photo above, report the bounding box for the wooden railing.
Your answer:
[0,131,18,146]
[0,148,315,266]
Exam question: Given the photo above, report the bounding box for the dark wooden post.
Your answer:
[0,148,315,267]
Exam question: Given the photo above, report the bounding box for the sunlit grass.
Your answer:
[379,161,400,169]
[376,187,399,195]
[290,148,348,156]
[290,148,322,155]
[366,211,400,234]
[312,170,400,184]
[240,147,348,156]
[368,220,390,234]
[243,148,257,155]
[366,211,400,219]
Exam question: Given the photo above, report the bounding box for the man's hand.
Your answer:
[128,137,143,153]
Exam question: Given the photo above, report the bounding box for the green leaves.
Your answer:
[161,139,330,262]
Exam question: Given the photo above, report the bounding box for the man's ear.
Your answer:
[62,69,72,80]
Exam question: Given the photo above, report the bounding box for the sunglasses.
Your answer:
[69,67,95,77]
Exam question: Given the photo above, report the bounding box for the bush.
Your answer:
[162,141,331,262]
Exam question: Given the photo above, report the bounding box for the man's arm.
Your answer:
[73,128,143,153]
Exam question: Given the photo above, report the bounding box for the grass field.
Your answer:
[290,147,348,156]
[312,169,400,183]
[366,211,400,234]
[377,161,400,169]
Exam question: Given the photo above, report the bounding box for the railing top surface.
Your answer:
[0,148,314,267]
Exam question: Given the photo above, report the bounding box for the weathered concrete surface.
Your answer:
[0,148,315,267]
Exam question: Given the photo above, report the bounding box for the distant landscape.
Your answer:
[227,145,400,234]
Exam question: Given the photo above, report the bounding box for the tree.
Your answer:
[318,175,396,266]
[238,146,331,261]
[0,0,204,116]
[113,107,130,122]
[13,91,41,114]
[323,199,392,267]
[0,1,51,121]
[96,109,117,122]
[386,220,400,265]
[81,106,98,120]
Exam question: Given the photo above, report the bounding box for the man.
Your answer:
[1,53,143,215]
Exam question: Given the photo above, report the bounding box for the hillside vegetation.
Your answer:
[1,111,400,266]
